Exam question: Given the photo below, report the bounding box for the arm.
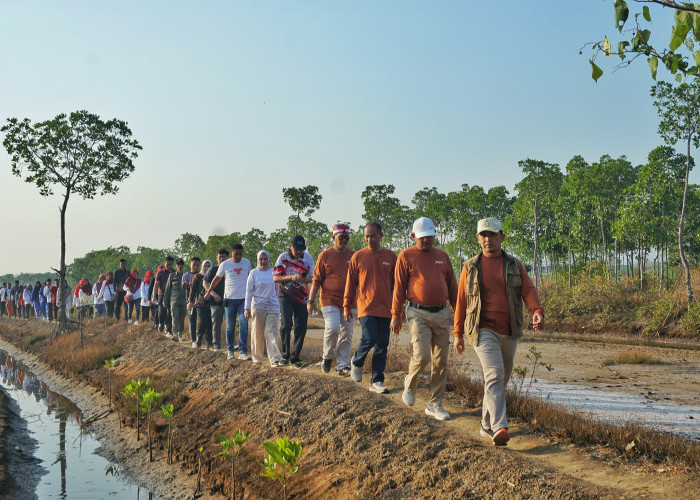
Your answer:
[519,262,544,330]
[308,253,323,314]
[452,267,468,354]
[343,259,357,322]
[390,253,408,334]
[446,258,458,310]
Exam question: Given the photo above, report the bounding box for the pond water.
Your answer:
[0,348,153,499]
[530,380,700,441]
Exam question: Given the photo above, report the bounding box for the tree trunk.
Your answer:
[57,186,71,332]
[680,135,694,307]
[532,194,539,289]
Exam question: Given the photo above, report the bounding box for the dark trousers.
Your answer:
[0,302,4,317]
[210,304,224,349]
[188,307,197,341]
[353,316,391,384]
[141,305,150,322]
[195,306,213,347]
[127,301,140,321]
[106,300,115,318]
[158,299,172,333]
[115,291,126,320]
[279,296,308,362]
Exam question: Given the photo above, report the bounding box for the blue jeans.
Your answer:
[95,303,107,316]
[352,316,391,384]
[224,298,248,354]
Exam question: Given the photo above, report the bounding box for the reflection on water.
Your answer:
[530,380,700,441]
[0,349,153,499]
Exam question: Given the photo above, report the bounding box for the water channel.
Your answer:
[0,348,152,499]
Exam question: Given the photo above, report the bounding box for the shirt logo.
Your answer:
[382,262,391,266]
[435,260,444,264]
[234,268,242,275]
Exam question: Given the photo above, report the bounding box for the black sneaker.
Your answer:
[279,357,289,366]
[321,359,332,373]
[337,367,351,377]
[291,360,305,369]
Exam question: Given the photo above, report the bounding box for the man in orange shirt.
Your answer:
[308,223,356,376]
[344,222,397,394]
[391,217,458,421]
[453,217,544,446]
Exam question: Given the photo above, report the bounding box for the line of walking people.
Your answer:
[0,216,544,445]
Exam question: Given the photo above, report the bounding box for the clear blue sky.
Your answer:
[0,1,693,275]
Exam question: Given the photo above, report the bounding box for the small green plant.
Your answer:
[511,365,528,396]
[160,404,174,464]
[218,430,251,500]
[104,357,119,408]
[195,445,204,496]
[260,436,303,500]
[123,378,150,441]
[139,388,162,462]
[523,345,553,395]
[680,300,700,336]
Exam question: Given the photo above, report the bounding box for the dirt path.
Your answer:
[1,317,699,498]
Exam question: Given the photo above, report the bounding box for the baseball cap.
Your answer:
[291,235,306,250]
[175,258,185,265]
[412,217,436,239]
[477,217,502,235]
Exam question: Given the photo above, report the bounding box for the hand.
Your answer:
[244,309,251,320]
[186,302,193,311]
[307,301,316,315]
[532,312,544,331]
[344,309,353,322]
[213,294,222,303]
[204,291,211,300]
[453,336,465,354]
[390,317,402,335]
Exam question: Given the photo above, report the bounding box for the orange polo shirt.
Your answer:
[344,247,397,319]
[392,245,458,318]
[312,247,355,308]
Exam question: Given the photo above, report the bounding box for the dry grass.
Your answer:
[602,349,662,366]
[446,364,700,472]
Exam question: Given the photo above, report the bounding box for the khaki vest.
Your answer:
[461,251,524,347]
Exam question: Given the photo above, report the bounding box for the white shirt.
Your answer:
[93,283,105,305]
[0,288,6,301]
[215,258,251,300]
[98,281,115,302]
[139,281,151,307]
[245,268,279,311]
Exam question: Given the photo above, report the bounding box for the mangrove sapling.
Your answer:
[511,366,528,397]
[123,378,150,441]
[218,430,251,500]
[260,436,303,500]
[524,345,554,395]
[104,357,119,408]
[160,404,174,464]
[195,446,204,496]
[139,388,162,462]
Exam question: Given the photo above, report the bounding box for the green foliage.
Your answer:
[283,185,322,234]
[219,430,251,500]
[139,387,163,462]
[161,404,175,465]
[640,297,678,336]
[260,436,303,500]
[590,1,700,80]
[680,300,700,335]
[124,378,150,441]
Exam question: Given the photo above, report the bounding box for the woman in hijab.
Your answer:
[187,260,213,349]
[244,250,283,367]
[93,274,107,317]
[139,270,154,323]
[21,284,31,319]
[124,269,142,324]
[152,265,165,330]
[99,271,116,318]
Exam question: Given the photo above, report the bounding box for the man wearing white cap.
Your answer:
[391,216,458,421]
[308,223,356,376]
[453,217,544,446]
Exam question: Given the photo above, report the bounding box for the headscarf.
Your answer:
[124,269,140,292]
[105,271,114,284]
[257,250,271,270]
[201,260,212,276]
[96,274,105,287]
[80,278,92,295]
[144,270,154,285]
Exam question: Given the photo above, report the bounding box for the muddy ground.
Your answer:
[0,316,699,499]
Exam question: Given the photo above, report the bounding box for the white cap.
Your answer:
[477,217,502,235]
[412,217,436,238]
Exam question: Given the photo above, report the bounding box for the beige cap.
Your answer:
[477,217,502,235]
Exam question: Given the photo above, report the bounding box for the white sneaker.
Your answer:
[402,376,415,406]
[212,347,221,352]
[134,320,139,325]
[369,381,389,394]
[191,342,197,349]
[238,353,251,361]
[350,359,362,382]
[165,332,173,339]
[128,319,132,324]
[227,351,235,360]
[252,360,263,365]
[425,404,450,421]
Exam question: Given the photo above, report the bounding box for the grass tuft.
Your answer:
[602,349,662,366]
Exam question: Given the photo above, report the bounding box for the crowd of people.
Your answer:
[0,216,544,446]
